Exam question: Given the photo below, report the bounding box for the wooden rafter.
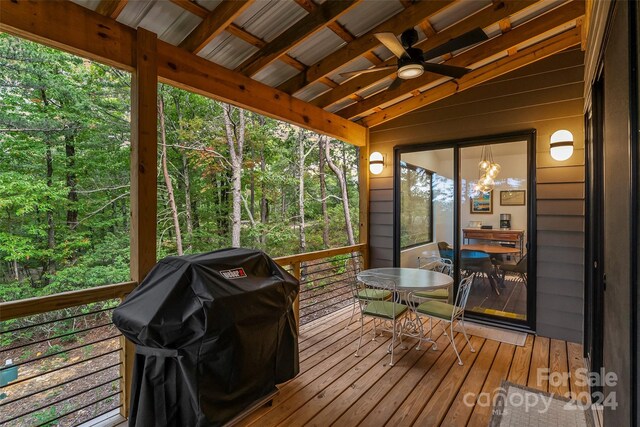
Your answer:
[95,0,128,19]
[337,0,584,119]
[170,0,309,73]
[277,0,455,95]
[236,0,362,77]
[310,0,539,109]
[293,0,356,43]
[0,0,367,145]
[170,0,208,18]
[178,0,254,53]
[361,25,582,127]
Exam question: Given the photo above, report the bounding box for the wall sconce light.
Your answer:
[369,152,384,175]
[550,130,574,161]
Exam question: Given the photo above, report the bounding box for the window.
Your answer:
[400,161,433,249]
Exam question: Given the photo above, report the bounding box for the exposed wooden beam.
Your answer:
[170,0,209,19]
[277,0,455,95]
[336,0,584,119]
[178,0,253,53]
[0,0,367,146]
[327,21,356,42]
[226,23,266,48]
[0,0,137,71]
[236,0,361,77]
[361,26,582,127]
[95,0,128,19]
[158,40,367,145]
[170,0,307,72]
[293,0,356,43]
[310,0,538,109]
[280,53,307,72]
[420,19,437,37]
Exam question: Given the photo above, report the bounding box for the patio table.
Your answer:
[356,268,453,350]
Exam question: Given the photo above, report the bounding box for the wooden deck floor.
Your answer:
[112,306,588,427]
[236,306,588,427]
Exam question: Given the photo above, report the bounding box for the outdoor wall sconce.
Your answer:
[369,152,384,175]
[550,130,574,161]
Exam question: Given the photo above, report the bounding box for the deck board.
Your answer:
[114,307,586,427]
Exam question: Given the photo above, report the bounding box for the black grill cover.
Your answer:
[112,248,300,427]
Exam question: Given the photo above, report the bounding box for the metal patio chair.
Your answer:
[414,274,476,365]
[353,272,409,366]
[415,256,453,301]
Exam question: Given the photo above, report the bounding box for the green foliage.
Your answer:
[0,34,360,304]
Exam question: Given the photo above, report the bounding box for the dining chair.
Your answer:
[414,274,476,365]
[461,250,500,295]
[499,253,528,286]
[353,272,409,366]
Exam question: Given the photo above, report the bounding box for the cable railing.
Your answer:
[0,282,136,427]
[0,244,368,425]
[275,243,367,326]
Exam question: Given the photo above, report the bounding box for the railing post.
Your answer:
[358,132,370,270]
[124,27,158,420]
[292,261,301,333]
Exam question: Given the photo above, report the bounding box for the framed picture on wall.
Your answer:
[500,190,526,206]
[470,192,493,214]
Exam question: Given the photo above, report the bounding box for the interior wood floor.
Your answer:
[235,306,588,427]
[111,306,587,427]
[466,276,527,320]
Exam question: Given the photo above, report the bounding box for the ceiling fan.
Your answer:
[340,27,489,91]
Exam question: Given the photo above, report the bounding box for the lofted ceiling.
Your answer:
[71,0,585,128]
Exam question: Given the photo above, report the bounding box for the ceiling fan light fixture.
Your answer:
[397,63,424,79]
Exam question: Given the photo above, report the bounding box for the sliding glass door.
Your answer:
[395,132,535,329]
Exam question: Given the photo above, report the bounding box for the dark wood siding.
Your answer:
[368,47,585,342]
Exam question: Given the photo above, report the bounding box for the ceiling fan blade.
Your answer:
[375,32,410,59]
[387,76,404,91]
[340,65,397,78]
[422,28,489,61]
[422,62,471,79]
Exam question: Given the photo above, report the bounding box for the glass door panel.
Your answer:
[399,149,454,272]
[458,141,528,322]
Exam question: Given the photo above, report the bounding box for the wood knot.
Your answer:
[168,62,177,71]
[97,32,109,39]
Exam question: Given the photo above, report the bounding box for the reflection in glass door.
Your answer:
[459,141,528,322]
[398,149,454,271]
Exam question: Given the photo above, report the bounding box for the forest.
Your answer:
[0,34,360,302]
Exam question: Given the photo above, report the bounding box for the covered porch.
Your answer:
[1,0,638,426]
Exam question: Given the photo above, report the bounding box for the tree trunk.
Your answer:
[297,131,306,254]
[259,139,267,246]
[222,103,245,248]
[65,136,78,229]
[324,137,355,246]
[318,137,330,247]
[182,153,193,252]
[159,95,183,255]
[40,88,55,281]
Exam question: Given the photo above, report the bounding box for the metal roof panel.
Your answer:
[253,60,300,87]
[337,0,404,38]
[234,0,308,43]
[288,27,346,66]
[199,32,259,69]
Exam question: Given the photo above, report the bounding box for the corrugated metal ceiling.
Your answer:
[69,0,578,121]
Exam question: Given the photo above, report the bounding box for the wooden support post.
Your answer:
[292,261,301,332]
[123,27,158,420]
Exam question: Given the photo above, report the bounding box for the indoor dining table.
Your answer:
[356,267,453,349]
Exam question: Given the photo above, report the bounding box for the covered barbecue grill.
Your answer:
[112,248,300,427]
